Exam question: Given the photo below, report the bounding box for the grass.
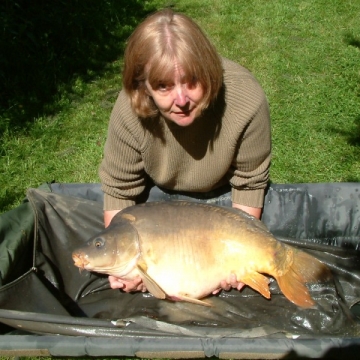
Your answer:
[174,0,360,183]
[1,0,360,214]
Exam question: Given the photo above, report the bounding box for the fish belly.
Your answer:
[140,232,260,300]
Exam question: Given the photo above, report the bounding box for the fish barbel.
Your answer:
[72,201,331,308]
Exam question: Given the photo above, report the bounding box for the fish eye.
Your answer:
[94,237,104,248]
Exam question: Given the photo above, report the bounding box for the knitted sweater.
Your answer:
[99,58,271,211]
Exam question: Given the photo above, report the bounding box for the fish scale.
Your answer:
[140,229,208,291]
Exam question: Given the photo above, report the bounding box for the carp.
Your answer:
[72,201,331,308]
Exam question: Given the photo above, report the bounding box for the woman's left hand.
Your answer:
[212,273,245,294]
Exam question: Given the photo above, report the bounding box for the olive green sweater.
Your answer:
[99,58,271,211]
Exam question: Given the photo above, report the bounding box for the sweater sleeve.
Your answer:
[99,91,146,211]
[225,68,271,208]
[230,94,271,207]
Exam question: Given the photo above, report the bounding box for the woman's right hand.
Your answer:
[108,275,147,292]
[104,209,121,228]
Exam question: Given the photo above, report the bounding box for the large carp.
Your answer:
[72,201,331,308]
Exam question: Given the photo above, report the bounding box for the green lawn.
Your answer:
[1,0,360,214]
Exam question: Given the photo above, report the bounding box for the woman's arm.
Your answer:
[232,202,262,219]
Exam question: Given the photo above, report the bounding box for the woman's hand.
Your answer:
[108,275,147,292]
[109,274,243,295]
[104,210,121,228]
[212,273,245,294]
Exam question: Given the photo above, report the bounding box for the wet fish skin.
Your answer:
[72,201,332,308]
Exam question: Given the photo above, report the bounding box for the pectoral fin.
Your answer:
[137,263,166,299]
[176,295,212,307]
[241,272,271,299]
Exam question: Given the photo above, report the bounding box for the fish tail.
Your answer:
[276,249,332,308]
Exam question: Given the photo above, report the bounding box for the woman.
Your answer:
[99,9,271,292]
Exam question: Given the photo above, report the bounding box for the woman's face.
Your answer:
[145,63,204,127]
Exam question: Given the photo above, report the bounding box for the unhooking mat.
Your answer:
[0,182,360,358]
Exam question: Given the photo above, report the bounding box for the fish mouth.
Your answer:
[72,253,90,269]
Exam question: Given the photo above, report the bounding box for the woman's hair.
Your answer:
[123,9,223,118]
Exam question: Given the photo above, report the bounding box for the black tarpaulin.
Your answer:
[0,182,360,358]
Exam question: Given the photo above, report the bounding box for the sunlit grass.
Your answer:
[171,0,360,183]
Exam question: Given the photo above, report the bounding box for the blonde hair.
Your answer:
[123,9,223,118]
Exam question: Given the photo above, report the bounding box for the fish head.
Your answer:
[72,221,140,277]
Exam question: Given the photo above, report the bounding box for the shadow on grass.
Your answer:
[348,115,360,147]
[325,115,360,182]
[0,188,25,214]
[344,33,360,49]
[326,115,360,147]
[0,0,157,133]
